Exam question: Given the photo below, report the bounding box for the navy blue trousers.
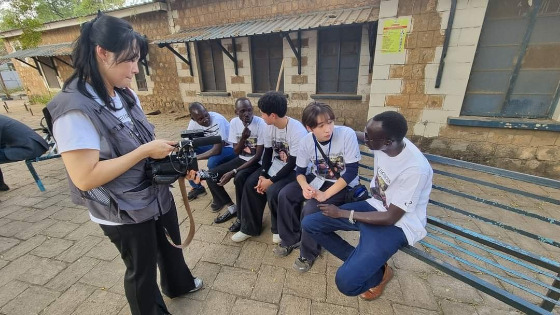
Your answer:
[302,200,407,296]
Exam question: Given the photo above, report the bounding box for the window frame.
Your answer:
[196,40,227,92]
[316,25,362,95]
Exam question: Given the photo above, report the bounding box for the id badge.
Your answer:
[309,176,325,190]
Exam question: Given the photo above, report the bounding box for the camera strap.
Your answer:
[313,134,340,179]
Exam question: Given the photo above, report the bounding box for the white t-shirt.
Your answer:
[264,117,308,177]
[367,138,433,245]
[187,111,232,148]
[53,86,143,226]
[228,116,267,161]
[296,125,361,187]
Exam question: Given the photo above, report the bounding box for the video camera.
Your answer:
[146,129,221,185]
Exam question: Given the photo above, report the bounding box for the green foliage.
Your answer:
[28,93,54,105]
[0,0,126,49]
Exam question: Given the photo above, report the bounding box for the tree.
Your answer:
[0,0,126,49]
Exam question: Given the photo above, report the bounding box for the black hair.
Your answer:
[63,12,148,111]
[235,97,251,107]
[257,91,287,117]
[188,102,205,114]
[372,111,408,142]
[301,101,335,129]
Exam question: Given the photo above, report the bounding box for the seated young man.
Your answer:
[302,111,433,300]
[274,102,361,273]
[206,98,267,225]
[186,102,236,200]
[230,91,308,242]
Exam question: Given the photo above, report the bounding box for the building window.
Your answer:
[462,0,560,118]
[251,34,284,92]
[197,41,226,92]
[317,25,362,94]
[37,56,60,89]
[135,60,148,91]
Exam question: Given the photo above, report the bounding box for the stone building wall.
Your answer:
[368,0,560,179]
[167,0,378,129]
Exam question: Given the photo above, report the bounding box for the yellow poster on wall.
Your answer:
[382,18,409,54]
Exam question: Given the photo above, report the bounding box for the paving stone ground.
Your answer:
[1,100,558,314]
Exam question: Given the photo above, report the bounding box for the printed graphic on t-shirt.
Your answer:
[239,136,258,157]
[371,169,389,209]
[314,155,345,180]
[272,140,290,162]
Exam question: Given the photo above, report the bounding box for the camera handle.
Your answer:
[163,176,196,249]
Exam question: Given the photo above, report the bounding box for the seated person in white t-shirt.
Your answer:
[302,111,433,301]
[274,102,361,273]
[205,98,267,225]
[186,102,236,200]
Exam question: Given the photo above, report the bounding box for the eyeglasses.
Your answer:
[364,133,389,143]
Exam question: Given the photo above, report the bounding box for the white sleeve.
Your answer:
[288,121,307,157]
[296,135,312,168]
[256,119,266,146]
[53,110,101,153]
[228,118,238,144]
[187,119,195,131]
[264,125,273,148]
[343,127,361,164]
[218,116,230,142]
[390,170,431,212]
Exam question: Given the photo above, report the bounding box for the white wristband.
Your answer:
[349,210,356,224]
[233,168,237,174]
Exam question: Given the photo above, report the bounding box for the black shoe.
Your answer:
[187,187,207,200]
[211,201,226,212]
[0,183,9,191]
[229,219,241,232]
[214,210,236,224]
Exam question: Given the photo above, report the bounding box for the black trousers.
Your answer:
[239,168,296,236]
[100,203,195,315]
[277,178,347,261]
[206,157,260,209]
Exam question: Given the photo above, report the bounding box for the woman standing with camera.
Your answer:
[47,13,201,315]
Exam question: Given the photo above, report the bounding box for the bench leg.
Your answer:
[25,160,45,192]
[541,273,560,311]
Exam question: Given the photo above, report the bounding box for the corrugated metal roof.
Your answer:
[153,6,378,45]
[0,42,73,60]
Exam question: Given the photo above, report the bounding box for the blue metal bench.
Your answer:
[358,149,560,314]
[25,113,61,191]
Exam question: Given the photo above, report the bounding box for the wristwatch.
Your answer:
[233,168,238,174]
[349,210,356,224]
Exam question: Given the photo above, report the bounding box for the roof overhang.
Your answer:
[0,1,167,39]
[0,42,73,60]
[153,6,379,45]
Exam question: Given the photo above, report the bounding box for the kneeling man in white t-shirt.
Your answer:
[302,111,433,301]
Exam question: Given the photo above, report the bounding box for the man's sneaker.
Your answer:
[273,242,299,257]
[188,277,204,293]
[272,234,281,244]
[231,231,252,243]
[360,264,393,300]
[187,187,207,200]
[293,257,314,273]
